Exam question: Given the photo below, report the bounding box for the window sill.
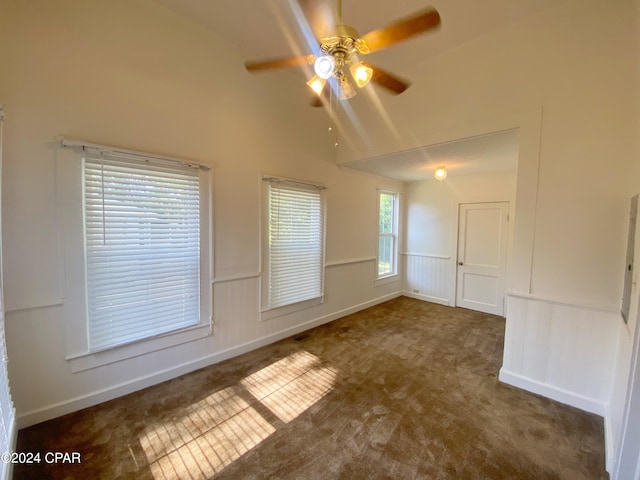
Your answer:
[375,273,399,287]
[260,296,324,321]
[66,323,211,373]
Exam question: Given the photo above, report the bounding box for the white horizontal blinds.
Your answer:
[268,182,323,308]
[378,192,397,277]
[83,156,201,351]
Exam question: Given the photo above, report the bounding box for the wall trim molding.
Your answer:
[499,368,606,417]
[507,291,619,315]
[212,257,378,283]
[401,252,451,260]
[402,291,450,306]
[4,301,63,315]
[16,291,402,429]
[325,257,376,267]
[212,272,261,284]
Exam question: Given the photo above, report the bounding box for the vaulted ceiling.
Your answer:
[154,0,568,75]
[152,0,569,180]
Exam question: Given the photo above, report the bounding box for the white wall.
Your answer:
[599,199,640,474]
[0,0,403,427]
[608,1,640,475]
[403,172,517,305]
[336,0,637,472]
[610,98,640,477]
[338,0,636,306]
[1,0,639,473]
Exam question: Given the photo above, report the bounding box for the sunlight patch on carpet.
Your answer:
[241,350,338,422]
[140,385,275,479]
[140,350,338,479]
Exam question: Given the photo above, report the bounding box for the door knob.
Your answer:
[458,261,464,266]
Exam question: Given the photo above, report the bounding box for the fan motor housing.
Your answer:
[320,24,359,54]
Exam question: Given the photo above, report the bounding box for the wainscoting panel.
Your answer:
[500,293,619,416]
[9,259,401,427]
[402,253,451,305]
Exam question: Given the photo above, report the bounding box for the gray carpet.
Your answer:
[15,297,608,479]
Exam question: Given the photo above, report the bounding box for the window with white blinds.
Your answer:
[83,157,201,351]
[264,180,325,311]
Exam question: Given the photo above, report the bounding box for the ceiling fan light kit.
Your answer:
[314,55,336,79]
[307,75,326,95]
[336,72,356,99]
[244,2,441,105]
[350,62,373,88]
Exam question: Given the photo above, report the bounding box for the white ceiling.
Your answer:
[152,0,562,181]
[341,129,519,182]
[154,0,568,75]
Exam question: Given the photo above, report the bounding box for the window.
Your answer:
[262,177,325,317]
[57,140,212,371]
[377,190,398,279]
[83,157,203,351]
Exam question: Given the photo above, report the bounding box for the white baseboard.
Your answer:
[499,368,607,417]
[402,291,450,306]
[17,291,402,428]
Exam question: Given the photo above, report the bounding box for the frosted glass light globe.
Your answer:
[434,166,447,181]
[314,55,335,80]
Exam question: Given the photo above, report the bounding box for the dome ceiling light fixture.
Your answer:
[244,0,441,105]
[434,165,447,181]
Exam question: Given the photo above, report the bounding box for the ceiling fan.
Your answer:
[244,0,441,105]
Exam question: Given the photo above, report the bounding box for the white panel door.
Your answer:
[456,202,509,316]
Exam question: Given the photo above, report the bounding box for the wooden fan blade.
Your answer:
[360,7,441,53]
[244,55,314,72]
[362,62,410,94]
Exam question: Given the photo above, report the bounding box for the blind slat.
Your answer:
[267,183,324,309]
[84,156,201,351]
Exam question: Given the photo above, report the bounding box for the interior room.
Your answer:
[0,0,638,478]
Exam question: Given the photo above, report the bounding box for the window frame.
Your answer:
[57,143,213,372]
[376,189,399,284]
[260,176,326,321]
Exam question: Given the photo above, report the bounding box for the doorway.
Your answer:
[456,202,509,316]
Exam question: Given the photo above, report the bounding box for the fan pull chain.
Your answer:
[328,85,338,148]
